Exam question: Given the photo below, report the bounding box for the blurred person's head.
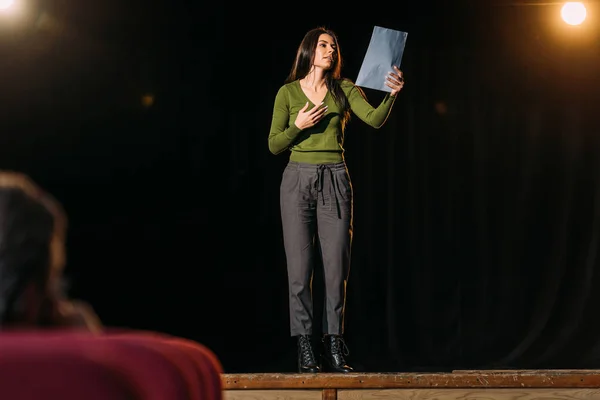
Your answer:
[0,170,67,327]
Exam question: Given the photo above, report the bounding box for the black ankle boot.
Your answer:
[297,335,320,373]
[322,334,354,373]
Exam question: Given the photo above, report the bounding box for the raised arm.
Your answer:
[346,83,396,129]
[345,67,404,129]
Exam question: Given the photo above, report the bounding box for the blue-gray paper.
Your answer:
[355,26,408,93]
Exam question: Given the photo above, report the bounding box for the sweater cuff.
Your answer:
[285,124,302,140]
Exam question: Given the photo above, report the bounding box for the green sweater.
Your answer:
[268,79,396,164]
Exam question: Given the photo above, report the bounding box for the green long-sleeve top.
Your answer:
[268,79,396,164]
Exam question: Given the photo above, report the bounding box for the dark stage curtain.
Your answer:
[341,45,600,372]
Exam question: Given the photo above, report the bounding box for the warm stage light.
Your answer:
[141,94,155,108]
[561,2,587,25]
[0,0,14,10]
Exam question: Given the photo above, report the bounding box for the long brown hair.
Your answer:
[284,27,351,126]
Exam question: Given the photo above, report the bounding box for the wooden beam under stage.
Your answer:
[222,370,600,399]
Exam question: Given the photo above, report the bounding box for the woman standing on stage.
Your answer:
[268,26,405,373]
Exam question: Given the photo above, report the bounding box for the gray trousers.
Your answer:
[280,161,353,337]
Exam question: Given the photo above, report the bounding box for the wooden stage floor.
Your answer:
[222,370,600,399]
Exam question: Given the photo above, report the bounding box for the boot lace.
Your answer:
[298,335,316,363]
[327,335,350,359]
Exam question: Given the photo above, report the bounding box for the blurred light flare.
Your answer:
[0,0,14,11]
[141,94,155,108]
[561,2,587,25]
[0,0,27,21]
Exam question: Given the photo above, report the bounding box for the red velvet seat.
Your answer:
[0,329,223,400]
[107,330,223,400]
[0,332,141,400]
[165,337,223,400]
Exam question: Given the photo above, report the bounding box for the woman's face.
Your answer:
[313,33,337,71]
